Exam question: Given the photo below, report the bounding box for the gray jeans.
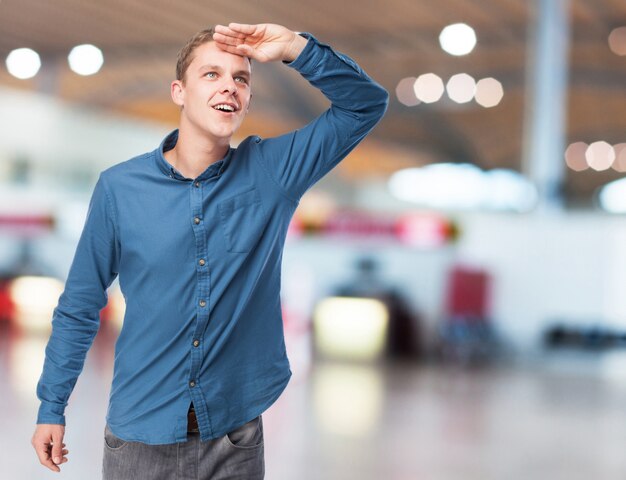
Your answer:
[102,416,264,480]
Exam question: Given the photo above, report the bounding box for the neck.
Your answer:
[165,121,230,179]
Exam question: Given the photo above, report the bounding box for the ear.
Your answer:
[246,92,252,113]
[171,79,185,107]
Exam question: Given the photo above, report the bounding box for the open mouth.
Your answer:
[213,103,237,113]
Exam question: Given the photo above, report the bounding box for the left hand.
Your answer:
[213,23,307,63]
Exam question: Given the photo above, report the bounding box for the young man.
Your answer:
[31,22,388,479]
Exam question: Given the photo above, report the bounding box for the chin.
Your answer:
[211,126,236,137]
[203,128,235,142]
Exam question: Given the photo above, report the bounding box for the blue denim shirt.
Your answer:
[36,33,388,444]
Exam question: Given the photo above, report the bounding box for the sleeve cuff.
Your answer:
[37,402,66,425]
[284,32,319,71]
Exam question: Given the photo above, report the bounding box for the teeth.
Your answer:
[214,104,235,112]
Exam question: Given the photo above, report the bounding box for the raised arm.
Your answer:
[215,23,389,201]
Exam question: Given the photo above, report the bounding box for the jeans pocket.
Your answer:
[225,416,264,449]
[104,425,129,451]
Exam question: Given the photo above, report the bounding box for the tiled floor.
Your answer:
[4,325,626,479]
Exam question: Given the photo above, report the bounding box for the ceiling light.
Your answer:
[5,48,41,79]
[68,44,104,76]
[414,73,444,103]
[439,23,477,56]
[475,77,504,108]
[395,77,420,107]
[446,73,476,103]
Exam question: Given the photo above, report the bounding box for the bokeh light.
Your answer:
[414,73,444,103]
[564,142,589,171]
[68,44,104,76]
[608,27,626,56]
[5,48,41,79]
[439,23,477,56]
[389,163,536,212]
[613,143,626,172]
[475,77,504,107]
[599,177,626,213]
[9,276,64,334]
[446,73,476,104]
[586,141,615,171]
[484,169,538,212]
[313,297,389,361]
[395,76,420,107]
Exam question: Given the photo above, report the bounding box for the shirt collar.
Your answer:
[155,129,232,181]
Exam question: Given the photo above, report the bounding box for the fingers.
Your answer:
[213,36,256,59]
[33,425,69,472]
[235,45,255,57]
[228,23,258,35]
[54,446,70,465]
[33,438,60,472]
[51,431,64,466]
[213,41,244,56]
[213,32,241,47]
[214,24,248,41]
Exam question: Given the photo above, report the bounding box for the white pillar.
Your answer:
[522,0,571,211]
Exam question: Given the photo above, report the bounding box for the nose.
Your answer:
[221,76,238,95]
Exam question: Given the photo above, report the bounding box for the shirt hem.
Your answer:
[105,369,292,445]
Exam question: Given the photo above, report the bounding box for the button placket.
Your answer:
[189,176,210,422]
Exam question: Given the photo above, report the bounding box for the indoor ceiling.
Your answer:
[1,0,626,204]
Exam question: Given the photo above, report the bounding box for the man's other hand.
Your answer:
[213,23,308,63]
[32,424,69,472]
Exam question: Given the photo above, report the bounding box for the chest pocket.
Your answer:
[218,187,267,253]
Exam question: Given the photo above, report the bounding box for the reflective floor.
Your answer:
[4,324,626,480]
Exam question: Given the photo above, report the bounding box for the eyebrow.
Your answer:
[199,64,223,71]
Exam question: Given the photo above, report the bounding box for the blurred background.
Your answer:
[2,0,626,478]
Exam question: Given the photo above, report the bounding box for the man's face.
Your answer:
[172,41,251,143]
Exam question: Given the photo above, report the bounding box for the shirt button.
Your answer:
[195,181,200,188]
[199,259,206,266]
[189,381,196,387]
[199,300,206,307]
[193,340,200,347]
[194,217,201,224]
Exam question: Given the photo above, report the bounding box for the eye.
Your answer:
[235,76,249,85]
[205,72,217,79]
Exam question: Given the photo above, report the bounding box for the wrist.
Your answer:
[282,32,307,63]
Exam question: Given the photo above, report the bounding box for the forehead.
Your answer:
[190,41,251,73]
